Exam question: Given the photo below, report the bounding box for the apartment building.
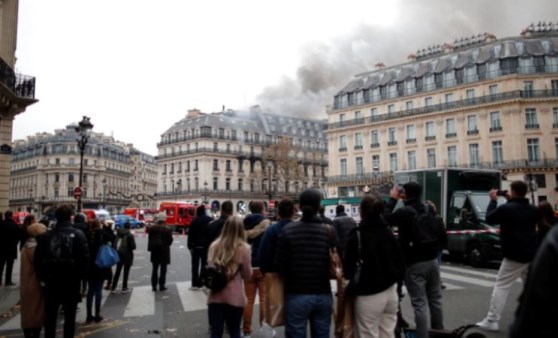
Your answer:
[327,24,558,205]
[10,124,157,214]
[156,108,328,213]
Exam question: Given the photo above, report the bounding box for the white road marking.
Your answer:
[441,266,497,279]
[441,272,495,287]
[124,285,155,317]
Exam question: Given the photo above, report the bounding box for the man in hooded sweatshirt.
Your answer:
[187,204,213,290]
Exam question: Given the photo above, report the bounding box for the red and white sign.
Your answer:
[73,186,83,200]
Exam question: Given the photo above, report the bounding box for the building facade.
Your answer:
[156,108,328,214]
[0,0,37,211]
[10,124,157,215]
[327,24,558,205]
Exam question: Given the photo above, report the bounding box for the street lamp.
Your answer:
[176,179,182,201]
[202,180,209,204]
[75,116,94,212]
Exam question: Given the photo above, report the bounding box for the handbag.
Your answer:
[264,272,285,327]
[327,225,344,280]
[95,244,120,268]
[344,229,363,296]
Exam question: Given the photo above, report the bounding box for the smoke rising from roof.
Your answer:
[256,0,558,118]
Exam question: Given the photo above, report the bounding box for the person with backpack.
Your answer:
[34,204,89,338]
[187,204,213,290]
[332,204,357,259]
[111,221,136,293]
[148,217,173,291]
[207,215,252,338]
[384,182,443,338]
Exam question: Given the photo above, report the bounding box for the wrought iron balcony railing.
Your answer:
[0,58,35,99]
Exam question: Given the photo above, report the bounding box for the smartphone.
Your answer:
[396,184,405,196]
[496,189,508,197]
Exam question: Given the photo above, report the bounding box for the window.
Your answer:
[425,121,435,140]
[448,146,457,166]
[490,112,501,131]
[388,104,395,114]
[213,159,219,171]
[467,115,478,134]
[372,155,380,171]
[555,138,558,159]
[487,62,500,78]
[489,85,498,95]
[68,173,74,183]
[527,138,540,162]
[55,158,60,165]
[466,89,475,101]
[225,178,231,191]
[238,178,243,191]
[354,132,363,149]
[553,108,558,127]
[388,128,396,145]
[213,142,218,152]
[371,108,378,119]
[213,177,218,190]
[492,141,504,164]
[177,162,182,173]
[406,101,413,110]
[443,71,456,87]
[170,163,174,174]
[339,135,347,150]
[226,160,231,172]
[405,79,415,95]
[533,174,546,188]
[425,97,433,107]
[407,151,416,170]
[469,144,480,165]
[83,174,88,183]
[524,81,534,96]
[389,153,398,171]
[425,75,435,90]
[446,118,456,137]
[194,159,199,171]
[69,158,75,165]
[445,93,453,103]
[339,114,345,124]
[427,148,436,168]
[355,111,362,121]
[525,108,539,128]
[388,84,397,98]
[406,125,416,142]
[340,159,347,176]
[356,157,363,175]
[371,130,379,146]
[54,173,60,183]
[464,66,477,82]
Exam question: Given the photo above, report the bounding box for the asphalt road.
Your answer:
[0,230,522,338]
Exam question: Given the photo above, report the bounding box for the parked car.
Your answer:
[112,214,144,229]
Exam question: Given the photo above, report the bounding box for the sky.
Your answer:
[12,0,558,155]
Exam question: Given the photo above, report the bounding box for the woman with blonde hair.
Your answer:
[207,216,252,338]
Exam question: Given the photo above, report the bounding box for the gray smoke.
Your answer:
[256,0,558,118]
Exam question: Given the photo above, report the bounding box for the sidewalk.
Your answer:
[0,258,20,319]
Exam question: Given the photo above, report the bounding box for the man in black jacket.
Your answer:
[0,211,20,286]
[205,201,233,251]
[384,182,443,338]
[148,217,174,291]
[476,181,538,332]
[187,205,213,290]
[332,204,356,259]
[275,189,337,338]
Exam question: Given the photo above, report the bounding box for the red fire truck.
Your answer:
[158,202,197,232]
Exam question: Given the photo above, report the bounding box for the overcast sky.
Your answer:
[12,0,558,155]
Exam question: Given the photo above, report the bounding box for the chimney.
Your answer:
[187,108,202,118]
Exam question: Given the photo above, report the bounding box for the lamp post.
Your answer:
[176,179,182,201]
[75,116,94,212]
[202,180,209,204]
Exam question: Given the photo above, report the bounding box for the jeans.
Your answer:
[485,258,529,323]
[285,293,333,338]
[208,303,244,338]
[0,256,14,284]
[243,268,265,334]
[44,292,77,338]
[112,262,132,290]
[86,280,104,319]
[191,247,206,288]
[405,259,444,338]
[151,262,167,289]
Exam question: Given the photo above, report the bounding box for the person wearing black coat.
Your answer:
[148,219,173,291]
[111,222,136,292]
[86,219,113,323]
[344,195,404,337]
[187,205,213,289]
[205,201,234,251]
[0,210,20,286]
[332,204,357,259]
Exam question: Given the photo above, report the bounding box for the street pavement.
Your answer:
[0,230,523,338]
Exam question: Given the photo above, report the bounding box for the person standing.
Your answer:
[332,204,357,259]
[344,195,404,338]
[86,219,113,323]
[536,201,558,244]
[102,221,116,290]
[384,182,443,338]
[275,189,336,338]
[476,181,538,332]
[20,221,47,338]
[318,206,333,225]
[242,201,270,337]
[206,201,234,251]
[34,204,89,338]
[111,221,136,293]
[258,198,295,273]
[0,210,20,286]
[207,216,252,338]
[72,213,89,295]
[187,204,213,290]
[148,217,173,291]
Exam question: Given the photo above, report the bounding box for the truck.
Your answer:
[158,201,197,232]
[395,168,505,267]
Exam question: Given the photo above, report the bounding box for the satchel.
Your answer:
[95,244,120,268]
[264,272,285,327]
[327,225,344,280]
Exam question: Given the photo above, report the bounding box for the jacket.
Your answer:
[116,228,136,266]
[275,215,336,294]
[384,197,439,265]
[486,197,538,263]
[187,207,213,250]
[333,212,357,259]
[510,225,558,338]
[148,224,173,264]
[0,218,20,259]
[205,215,229,250]
[244,213,270,268]
[343,217,404,296]
[87,228,114,281]
[258,218,293,273]
[20,223,47,329]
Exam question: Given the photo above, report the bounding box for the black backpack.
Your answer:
[202,265,239,292]
[410,203,439,250]
[47,230,76,272]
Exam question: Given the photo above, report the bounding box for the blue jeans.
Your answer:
[86,280,104,319]
[285,293,333,338]
[208,303,243,338]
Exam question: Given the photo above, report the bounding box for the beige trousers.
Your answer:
[354,283,398,338]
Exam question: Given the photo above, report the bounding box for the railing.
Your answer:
[329,89,558,130]
[0,58,35,99]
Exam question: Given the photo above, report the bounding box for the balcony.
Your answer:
[445,132,457,138]
[339,147,347,152]
[425,136,436,141]
[525,124,540,129]
[0,58,36,100]
[467,130,479,136]
[370,143,380,148]
[387,141,397,146]
[406,138,416,144]
[490,126,503,132]
[354,145,363,150]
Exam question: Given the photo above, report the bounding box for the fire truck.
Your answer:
[158,202,197,232]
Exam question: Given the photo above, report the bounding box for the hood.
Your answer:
[27,223,47,237]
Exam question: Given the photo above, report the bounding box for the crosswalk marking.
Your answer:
[441,266,497,279]
[124,285,155,318]
[441,272,495,287]
[176,281,208,312]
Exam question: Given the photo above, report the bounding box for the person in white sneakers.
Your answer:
[476,181,538,332]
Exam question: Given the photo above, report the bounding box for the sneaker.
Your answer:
[476,318,499,331]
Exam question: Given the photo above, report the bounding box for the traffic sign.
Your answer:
[73,186,83,199]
